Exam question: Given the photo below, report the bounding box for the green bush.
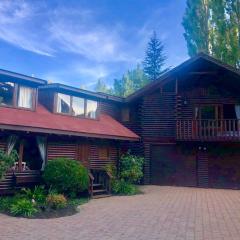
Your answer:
[119,152,144,183]
[46,194,67,209]
[10,199,38,217]
[0,150,18,180]
[0,197,15,212]
[43,158,89,195]
[112,179,139,195]
[21,186,47,204]
[104,163,117,178]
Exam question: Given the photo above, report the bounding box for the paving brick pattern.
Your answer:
[1,186,240,240]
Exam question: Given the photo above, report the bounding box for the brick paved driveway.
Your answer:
[1,186,240,240]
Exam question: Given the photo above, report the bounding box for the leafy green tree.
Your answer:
[226,0,240,68]
[95,78,110,94]
[128,64,149,91]
[143,31,167,80]
[182,0,210,56]
[113,65,149,97]
[183,0,240,68]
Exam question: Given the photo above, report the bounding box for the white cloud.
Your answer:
[0,0,55,56]
[0,1,135,63]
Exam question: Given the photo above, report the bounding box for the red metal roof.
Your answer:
[0,105,139,141]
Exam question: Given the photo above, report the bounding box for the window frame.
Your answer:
[98,145,110,160]
[121,107,130,122]
[194,104,223,120]
[0,81,37,111]
[54,92,99,120]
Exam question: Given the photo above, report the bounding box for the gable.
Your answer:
[126,53,240,102]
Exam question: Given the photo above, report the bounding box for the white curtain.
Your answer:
[18,86,33,108]
[235,105,240,119]
[7,135,18,155]
[37,136,47,170]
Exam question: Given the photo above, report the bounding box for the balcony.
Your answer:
[176,119,240,141]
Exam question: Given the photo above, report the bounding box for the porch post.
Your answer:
[18,140,24,172]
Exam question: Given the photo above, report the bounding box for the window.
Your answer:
[56,93,71,114]
[99,146,110,160]
[0,82,14,106]
[121,107,130,122]
[86,100,97,119]
[55,92,98,119]
[201,106,215,119]
[195,105,222,120]
[17,85,34,109]
[0,82,36,110]
[72,96,85,117]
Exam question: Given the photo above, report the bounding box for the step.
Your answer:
[92,189,107,194]
[93,183,103,187]
[93,194,111,199]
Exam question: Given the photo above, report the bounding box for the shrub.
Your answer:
[46,194,67,209]
[104,163,117,178]
[0,150,18,180]
[43,158,89,195]
[112,179,139,195]
[119,152,144,183]
[0,197,15,212]
[21,186,47,204]
[10,199,38,217]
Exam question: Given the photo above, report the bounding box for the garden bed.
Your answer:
[0,187,89,219]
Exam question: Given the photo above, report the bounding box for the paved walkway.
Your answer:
[1,186,240,240]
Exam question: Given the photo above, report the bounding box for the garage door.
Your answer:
[151,145,197,186]
[208,145,240,189]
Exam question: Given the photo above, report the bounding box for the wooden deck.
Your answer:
[176,119,240,141]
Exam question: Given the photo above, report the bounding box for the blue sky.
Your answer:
[0,0,188,90]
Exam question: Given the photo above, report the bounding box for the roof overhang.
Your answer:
[0,69,47,85]
[0,123,139,141]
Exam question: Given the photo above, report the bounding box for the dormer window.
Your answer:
[72,96,85,117]
[0,81,36,110]
[55,92,98,119]
[86,100,98,119]
[56,93,71,114]
[17,85,34,109]
[0,82,14,106]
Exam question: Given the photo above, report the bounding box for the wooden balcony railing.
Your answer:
[176,119,240,141]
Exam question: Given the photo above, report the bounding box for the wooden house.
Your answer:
[123,53,240,189]
[1,53,240,195]
[0,70,139,197]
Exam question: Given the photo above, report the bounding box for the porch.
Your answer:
[176,119,240,141]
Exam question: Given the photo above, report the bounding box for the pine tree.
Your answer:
[143,31,167,81]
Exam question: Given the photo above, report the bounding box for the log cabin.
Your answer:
[1,53,240,196]
[123,53,240,189]
[0,70,139,197]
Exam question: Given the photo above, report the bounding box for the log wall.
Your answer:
[46,138,118,170]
